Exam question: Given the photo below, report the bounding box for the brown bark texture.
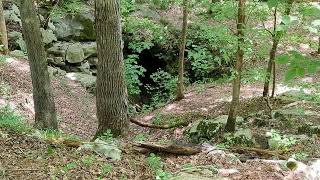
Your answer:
[19,0,58,129]
[225,0,246,133]
[95,0,128,137]
[0,0,8,54]
[176,0,188,100]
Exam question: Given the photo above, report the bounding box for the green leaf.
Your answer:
[285,68,297,81]
[267,0,279,8]
[296,67,305,77]
[282,15,291,25]
[276,54,290,64]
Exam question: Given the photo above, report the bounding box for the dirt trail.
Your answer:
[0,58,97,139]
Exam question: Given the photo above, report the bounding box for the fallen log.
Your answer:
[231,146,288,160]
[132,142,202,155]
[130,118,190,129]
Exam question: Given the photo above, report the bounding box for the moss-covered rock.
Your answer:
[224,128,255,147]
[186,115,243,143]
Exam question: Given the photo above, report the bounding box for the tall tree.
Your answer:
[19,0,58,129]
[263,0,294,97]
[176,0,188,100]
[318,37,320,54]
[225,0,246,132]
[0,0,8,54]
[95,0,128,137]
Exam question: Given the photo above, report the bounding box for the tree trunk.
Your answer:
[225,0,246,133]
[263,2,293,97]
[176,0,188,101]
[95,0,128,137]
[19,0,58,129]
[263,37,279,97]
[0,0,8,54]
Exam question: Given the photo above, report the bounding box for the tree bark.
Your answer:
[263,1,293,97]
[176,0,188,101]
[19,0,58,129]
[95,0,128,137]
[0,0,8,54]
[263,36,279,97]
[225,0,246,133]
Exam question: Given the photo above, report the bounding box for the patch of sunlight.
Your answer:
[275,84,313,96]
[66,73,77,81]
[6,58,30,72]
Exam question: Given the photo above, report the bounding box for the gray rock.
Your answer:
[9,50,26,58]
[87,57,98,66]
[225,128,255,146]
[82,42,97,59]
[186,115,244,143]
[66,72,96,89]
[40,28,57,44]
[8,31,26,52]
[170,165,223,180]
[78,139,121,161]
[78,61,91,74]
[66,43,85,63]
[47,57,65,67]
[52,6,95,41]
[47,42,70,57]
[4,10,21,25]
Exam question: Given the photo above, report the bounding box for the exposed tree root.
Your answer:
[132,142,202,155]
[129,118,190,129]
[231,146,288,160]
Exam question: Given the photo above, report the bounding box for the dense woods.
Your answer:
[0,0,320,179]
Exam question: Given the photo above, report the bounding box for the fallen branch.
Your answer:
[231,146,288,160]
[130,118,190,129]
[132,142,202,155]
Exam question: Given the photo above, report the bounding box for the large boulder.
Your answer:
[4,4,21,25]
[82,42,97,59]
[66,72,96,90]
[65,43,85,63]
[8,31,26,52]
[47,42,70,57]
[40,28,57,45]
[186,115,244,143]
[51,6,95,41]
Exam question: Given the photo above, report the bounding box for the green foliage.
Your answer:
[242,67,266,83]
[134,133,146,142]
[100,163,113,176]
[147,69,178,107]
[125,54,146,96]
[81,155,95,167]
[99,129,114,141]
[63,162,77,172]
[266,130,297,151]
[0,106,31,133]
[276,51,320,81]
[146,153,171,179]
[146,153,162,170]
[124,17,169,53]
[293,152,309,161]
[50,0,85,18]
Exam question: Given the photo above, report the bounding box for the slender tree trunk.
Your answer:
[264,1,293,97]
[0,0,8,54]
[19,0,58,129]
[271,59,276,97]
[176,0,188,101]
[225,0,246,133]
[263,36,279,97]
[95,0,128,137]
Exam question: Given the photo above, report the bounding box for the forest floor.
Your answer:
[1,56,320,180]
